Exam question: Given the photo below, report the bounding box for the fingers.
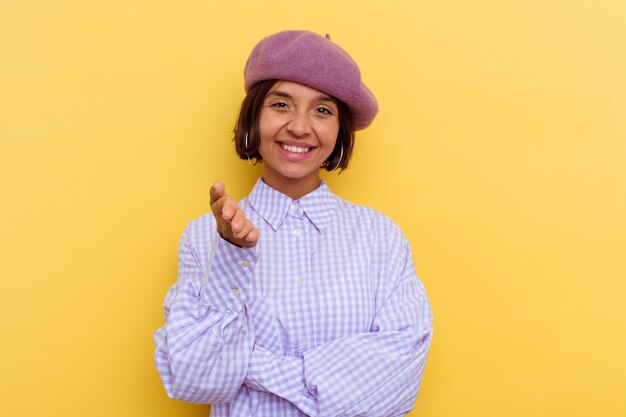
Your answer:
[234,222,259,248]
[210,181,236,220]
[210,182,233,236]
[244,226,259,243]
[233,218,258,239]
[230,207,247,234]
[229,208,259,245]
[221,198,237,220]
[209,180,259,247]
[209,181,225,205]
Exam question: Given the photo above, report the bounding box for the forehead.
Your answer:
[266,80,337,103]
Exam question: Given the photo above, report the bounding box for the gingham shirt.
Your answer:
[154,179,432,417]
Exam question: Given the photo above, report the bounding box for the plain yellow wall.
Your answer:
[1,1,625,416]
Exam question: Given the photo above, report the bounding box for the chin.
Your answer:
[279,169,315,180]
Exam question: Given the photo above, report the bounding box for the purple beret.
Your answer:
[244,30,378,131]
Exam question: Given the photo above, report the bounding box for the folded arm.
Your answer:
[244,238,433,417]
[154,222,258,403]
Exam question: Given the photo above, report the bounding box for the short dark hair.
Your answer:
[233,80,356,172]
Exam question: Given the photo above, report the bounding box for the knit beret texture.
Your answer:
[244,30,378,130]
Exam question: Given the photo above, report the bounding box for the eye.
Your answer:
[270,101,289,109]
[316,107,334,116]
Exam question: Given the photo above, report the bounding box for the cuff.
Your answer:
[202,232,259,313]
[244,346,317,416]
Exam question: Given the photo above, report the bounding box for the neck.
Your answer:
[261,172,321,200]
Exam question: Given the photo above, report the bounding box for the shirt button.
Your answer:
[241,260,251,268]
[296,278,305,286]
[231,288,241,297]
[293,229,301,236]
[300,338,310,349]
[289,205,296,212]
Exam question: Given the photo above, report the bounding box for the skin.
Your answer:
[210,81,341,248]
[210,181,259,248]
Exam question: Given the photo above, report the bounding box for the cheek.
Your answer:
[257,133,273,159]
[257,115,276,152]
[258,111,283,138]
[320,123,341,147]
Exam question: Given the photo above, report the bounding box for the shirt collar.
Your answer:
[248,178,338,233]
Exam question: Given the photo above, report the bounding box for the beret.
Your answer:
[244,30,378,131]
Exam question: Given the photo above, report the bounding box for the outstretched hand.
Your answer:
[209,181,259,248]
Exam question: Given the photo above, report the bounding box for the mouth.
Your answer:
[279,142,313,154]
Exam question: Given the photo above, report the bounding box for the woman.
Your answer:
[154,30,432,417]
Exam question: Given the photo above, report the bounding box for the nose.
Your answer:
[286,109,312,137]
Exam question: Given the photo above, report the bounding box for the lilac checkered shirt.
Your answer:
[154,179,432,417]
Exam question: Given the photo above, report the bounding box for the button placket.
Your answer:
[286,204,311,354]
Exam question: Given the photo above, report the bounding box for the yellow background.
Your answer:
[1,1,625,416]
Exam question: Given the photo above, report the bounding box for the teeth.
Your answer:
[281,143,310,153]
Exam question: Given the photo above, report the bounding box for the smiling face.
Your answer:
[258,81,340,199]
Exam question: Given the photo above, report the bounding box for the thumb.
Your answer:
[210,181,226,205]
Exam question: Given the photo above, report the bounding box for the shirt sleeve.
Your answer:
[153,219,259,404]
[243,235,433,417]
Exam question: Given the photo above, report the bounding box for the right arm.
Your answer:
[153,182,260,403]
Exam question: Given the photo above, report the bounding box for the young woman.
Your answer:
[154,30,432,417]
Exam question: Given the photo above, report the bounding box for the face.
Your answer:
[258,81,340,198]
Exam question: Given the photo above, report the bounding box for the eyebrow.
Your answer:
[267,90,337,104]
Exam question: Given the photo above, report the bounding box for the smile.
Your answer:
[280,143,311,153]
